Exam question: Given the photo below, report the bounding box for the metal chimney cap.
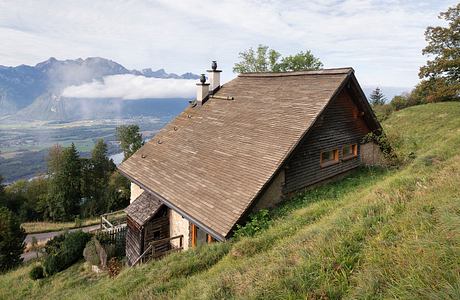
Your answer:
[200,74,206,84]
[211,61,217,71]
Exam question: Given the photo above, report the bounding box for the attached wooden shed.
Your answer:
[124,192,169,265]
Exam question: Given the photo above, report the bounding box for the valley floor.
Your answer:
[1,102,460,299]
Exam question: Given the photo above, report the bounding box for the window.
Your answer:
[153,230,161,240]
[191,224,214,247]
[342,144,358,160]
[320,149,339,167]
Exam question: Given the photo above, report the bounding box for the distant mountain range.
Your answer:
[0,57,199,121]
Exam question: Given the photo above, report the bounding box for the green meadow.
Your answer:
[1,102,460,299]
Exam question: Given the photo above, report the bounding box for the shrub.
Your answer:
[362,130,402,165]
[372,104,394,122]
[83,239,100,266]
[0,207,26,272]
[390,95,409,111]
[83,236,117,268]
[43,230,91,276]
[74,217,82,228]
[95,232,125,258]
[234,209,271,238]
[29,265,45,280]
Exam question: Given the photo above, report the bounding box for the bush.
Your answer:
[372,104,394,122]
[95,232,125,258]
[83,238,100,266]
[43,230,91,276]
[390,95,409,111]
[29,265,45,280]
[83,236,116,268]
[74,217,82,228]
[234,209,271,238]
[0,207,26,272]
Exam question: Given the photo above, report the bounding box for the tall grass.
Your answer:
[1,102,460,299]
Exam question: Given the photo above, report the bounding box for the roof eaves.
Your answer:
[117,168,227,242]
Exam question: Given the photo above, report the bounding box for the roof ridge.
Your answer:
[238,67,354,77]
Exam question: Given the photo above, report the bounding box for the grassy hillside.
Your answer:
[1,102,460,299]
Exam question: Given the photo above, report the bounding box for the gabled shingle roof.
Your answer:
[119,68,374,239]
[124,191,163,226]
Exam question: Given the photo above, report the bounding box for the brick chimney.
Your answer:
[196,73,210,105]
[207,60,222,93]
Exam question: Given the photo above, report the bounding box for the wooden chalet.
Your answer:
[119,63,384,265]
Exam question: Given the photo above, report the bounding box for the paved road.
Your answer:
[24,224,100,244]
[22,224,100,262]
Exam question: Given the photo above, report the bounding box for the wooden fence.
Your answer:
[95,224,127,256]
[100,210,126,231]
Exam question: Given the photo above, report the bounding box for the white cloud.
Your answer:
[62,75,196,99]
[0,0,458,88]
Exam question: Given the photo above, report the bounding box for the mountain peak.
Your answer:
[0,57,200,119]
[35,57,58,69]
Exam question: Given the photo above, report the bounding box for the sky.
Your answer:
[0,0,457,97]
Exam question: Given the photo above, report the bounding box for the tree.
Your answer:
[369,87,387,106]
[274,50,323,72]
[116,125,143,161]
[0,207,25,272]
[81,139,115,216]
[233,45,323,73]
[0,177,24,215]
[106,171,130,211]
[419,3,460,102]
[46,143,82,221]
[47,144,64,175]
[233,45,281,73]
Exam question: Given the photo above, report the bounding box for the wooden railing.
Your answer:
[100,210,126,231]
[132,235,184,266]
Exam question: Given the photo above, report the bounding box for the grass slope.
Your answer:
[1,102,460,299]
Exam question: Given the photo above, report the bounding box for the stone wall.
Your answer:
[360,142,386,166]
[169,209,190,250]
[252,169,285,211]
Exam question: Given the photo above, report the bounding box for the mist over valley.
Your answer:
[0,57,196,182]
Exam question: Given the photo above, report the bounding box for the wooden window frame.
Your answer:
[320,149,339,168]
[191,224,214,247]
[342,144,358,161]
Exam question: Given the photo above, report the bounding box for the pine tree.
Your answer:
[46,143,82,221]
[62,143,82,218]
[83,139,115,215]
[369,87,387,106]
[0,207,25,272]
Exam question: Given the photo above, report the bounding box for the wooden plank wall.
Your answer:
[284,88,370,193]
[126,216,143,266]
[144,207,170,254]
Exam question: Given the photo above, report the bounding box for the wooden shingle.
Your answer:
[124,192,163,226]
[119,68,356,239]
